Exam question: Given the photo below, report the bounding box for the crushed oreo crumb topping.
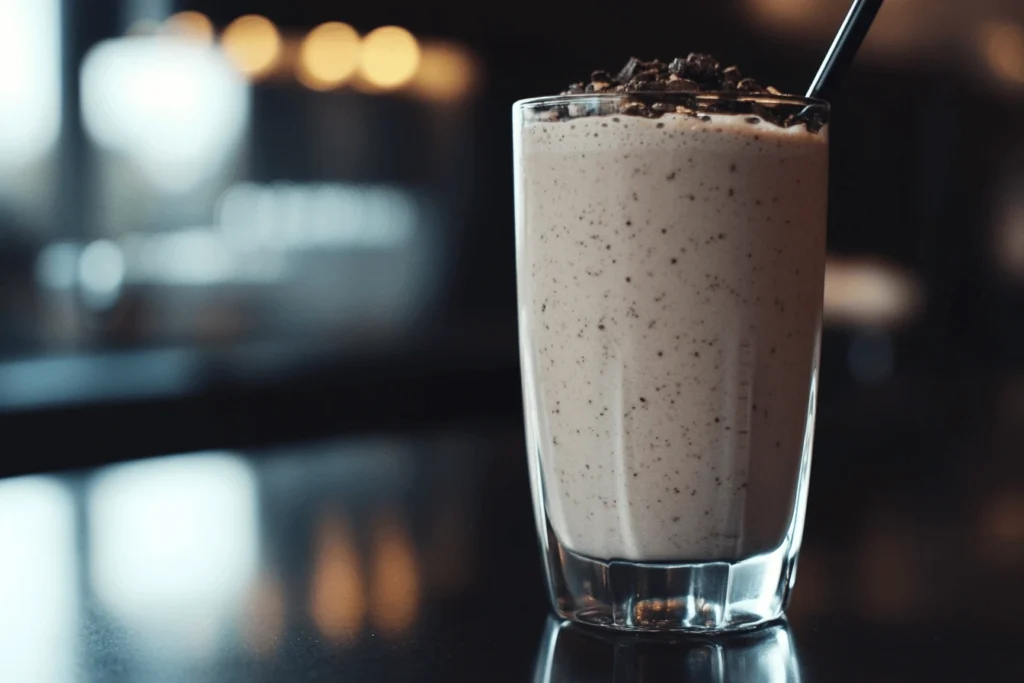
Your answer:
[556,54,825,133]
[566,54,774,98]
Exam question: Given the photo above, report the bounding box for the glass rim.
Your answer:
[514,91,830,111]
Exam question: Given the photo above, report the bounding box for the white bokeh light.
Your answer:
[0,0,61,172]
[78,239,125,309]
[81,36,249,193]
[0,477,77,683]
[88,452,259,658]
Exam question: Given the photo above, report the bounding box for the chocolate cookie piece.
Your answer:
[736,78,766,93]
[680,53,721,85]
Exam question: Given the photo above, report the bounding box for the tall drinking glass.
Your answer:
[513,92,829,631]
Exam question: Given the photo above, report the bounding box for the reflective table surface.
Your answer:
[2,408,1023,681]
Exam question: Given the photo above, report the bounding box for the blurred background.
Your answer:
[2,0,1024,447]
[2,1,1024,681]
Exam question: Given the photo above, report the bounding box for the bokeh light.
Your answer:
[309,515,366,643]
[358,26,420,90]
[744,0,823,31]
[0,0,62,171]
[0,477,76,683]
[297,22,361,91]
[748,0,818,21]
[411,41,478,102]
[164,11,214,45]
[80,37,249,193]
[78,239,124,310]
[823,256,923,329]
[981,22,1024,85]
[369,511,420,636]
[221,14,281,79]
[88,453,259,656]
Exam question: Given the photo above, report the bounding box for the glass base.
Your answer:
[545,527,797,633]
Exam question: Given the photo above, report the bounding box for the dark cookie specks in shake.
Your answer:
[514,54,830,631]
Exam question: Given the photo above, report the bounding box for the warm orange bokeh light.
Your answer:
[982,23,1024,85]
[309,515,366,643]
[369,512,420,636]
[221,15,281,79]
[358,26,420,90]
[297,22,361,91]
[412,41,479,102]
[164,11,214,44]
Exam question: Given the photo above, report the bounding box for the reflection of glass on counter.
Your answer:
[534,617,800,683]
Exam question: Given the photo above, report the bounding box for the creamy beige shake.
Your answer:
[515,58,828,562]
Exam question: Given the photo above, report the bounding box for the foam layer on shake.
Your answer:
[517,111,827,561]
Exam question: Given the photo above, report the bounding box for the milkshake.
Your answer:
[514,55,829,630]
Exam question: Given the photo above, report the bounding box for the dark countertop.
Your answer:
[2,398,1023,681]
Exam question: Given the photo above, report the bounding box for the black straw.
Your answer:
[806,0,884,101]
